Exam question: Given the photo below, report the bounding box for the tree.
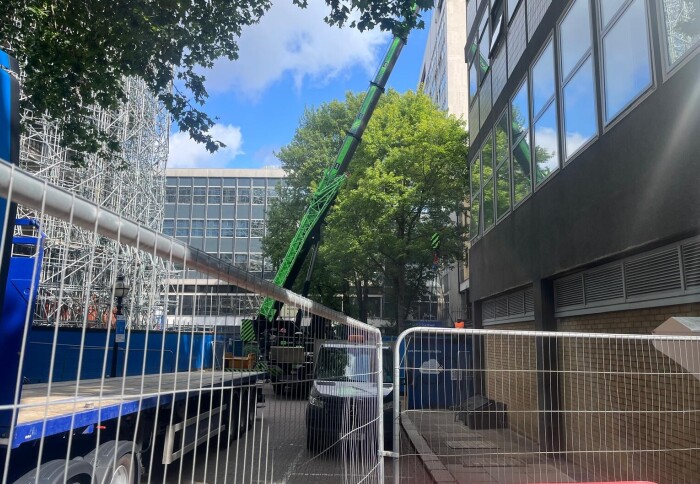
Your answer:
[0,0,429,166]
[264,90,469,332]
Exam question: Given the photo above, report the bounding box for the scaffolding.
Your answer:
[16,77,170,328]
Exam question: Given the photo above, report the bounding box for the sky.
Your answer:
[168,2,431,170]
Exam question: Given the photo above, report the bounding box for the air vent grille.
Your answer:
[625,248,682,297]
[554,276,584,309]
[524,287,534,313]
[482,286,533,323]
[584,265,624,303]
[508,292,524,316]
[682,241,700,288]
[483,300,496,320]
[495,297,508,318]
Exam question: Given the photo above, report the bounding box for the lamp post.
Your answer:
[111,274,130,378]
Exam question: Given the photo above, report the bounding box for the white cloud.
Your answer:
[204,1,390,98]
[168,124,244,168]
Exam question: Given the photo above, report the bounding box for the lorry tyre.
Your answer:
[221,391,241,446]
[84,440,140,484]
[14,458,93,484]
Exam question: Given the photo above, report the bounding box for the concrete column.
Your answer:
[533,279,563,453]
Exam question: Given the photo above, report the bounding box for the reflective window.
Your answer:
[563,58,597,158]
[470,153,481,239]
[191,219,204,237]
[252,187,265,205]
[234,253,248,271]
[495,112,511,220]
[193,186,206,204]
[560,0,597,160]
[478,12,490,80]
[482,135,495,231]
[208,186,221,204]
[661,0,700,67]
[222,187,236,204]
[176,219,189,237]
[470,155,482,194]
[266,186,278,200]
[165,187,177,204]
[469,63,478,104]
[508,0,520,20]
[220,253,233,264]
[531,40,559,186]
[470,194,481,239]
[534,103,560,184]
[207,220,220,238]
[532,42,556,116]
[249,253,263,272]
[238,187,251,204]
[251,219,265,238]
[236,220,249,238]
[511,78,531,204]
[601,0,652,123]
[163,219,174,236]
[220,220,234,238]
[600,0,627,28]
[178,186,191,204]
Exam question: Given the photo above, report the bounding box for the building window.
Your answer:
[176,219,189,237]
[531,40,559,186]
[207,220,220,238]
[490,0,505,55]
[482,135,495,232]
[234,253,248,271]
[478,12,491,81]
[469,63,478,105]
[511,78,532,204]
[220,253,233,264]
[660,0,700,69]
[238,187,250,204]
[266,186,278,201]
[252,187,265,205]
[208,186,221,205]
[191,219,204,237]
[600,0,652,124]
[251,219,265,238]
[249,253,263,272]
[470,153,482,239]
[222,187,236,204]
[495,111,511,220]
[508,0,521,22]
[165,187,177,203]
[220,220,234,238]
[193,186,206,204]
[178,186,191,204]
[163,219,174,236]
[236,220,249,238]
[560,0,597,160]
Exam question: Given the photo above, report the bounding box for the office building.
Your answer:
[466,0,699,480]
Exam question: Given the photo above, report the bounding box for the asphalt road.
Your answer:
[161,384,429,483]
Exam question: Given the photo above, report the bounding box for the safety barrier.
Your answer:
[0,162,385,483]
[392,327,700,484]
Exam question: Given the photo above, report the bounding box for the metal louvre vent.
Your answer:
[508,292,524,316]
[625,248,682,298]
[682,241,700,288]
[483,300,496,320]
[495,297,508,318]
[554,276,584,309]
[584,264,624,303]
[524,287,534,313]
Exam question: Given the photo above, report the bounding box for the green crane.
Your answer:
[240,7,418,347]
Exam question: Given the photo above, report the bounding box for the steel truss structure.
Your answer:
[16,77,170,328]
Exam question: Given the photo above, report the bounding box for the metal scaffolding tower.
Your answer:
[17,77,170,328]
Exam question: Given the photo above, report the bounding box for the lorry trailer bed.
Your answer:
[6,370,262,449]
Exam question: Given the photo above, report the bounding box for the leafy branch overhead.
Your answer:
[0,0,427,167]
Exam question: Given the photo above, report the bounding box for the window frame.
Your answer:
[206,219,220,238]
[235,220,250,238]
[220,220,234,238]
[237,187,251,204]
[557,0,599,164]
[192,186,207,205]
[469,152,482,241]
[222,187,236,204]
[597,0,656,131]
[208,186,221,205]
[165,186,177,204]
[191,219,205,237]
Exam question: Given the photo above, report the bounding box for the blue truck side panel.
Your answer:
[23,327,225,383]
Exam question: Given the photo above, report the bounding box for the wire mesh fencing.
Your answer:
[392,327,700,484]
[0,163,386,483]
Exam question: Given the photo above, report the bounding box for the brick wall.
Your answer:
[484,321,540,443]
[558,303,700,484]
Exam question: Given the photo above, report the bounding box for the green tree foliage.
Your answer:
[0,0,429,166]
[264,90,469,332]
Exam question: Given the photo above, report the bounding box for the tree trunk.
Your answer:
[354,277,368,323]
[395,271,407,334]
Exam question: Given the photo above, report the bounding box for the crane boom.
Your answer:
[241,10,416,346]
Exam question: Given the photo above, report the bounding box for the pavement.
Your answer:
[400,411,581,484]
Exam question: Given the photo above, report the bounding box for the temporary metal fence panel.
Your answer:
[393,327,700,484]
[0,163,385,483]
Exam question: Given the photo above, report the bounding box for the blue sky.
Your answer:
[168,2,431,169]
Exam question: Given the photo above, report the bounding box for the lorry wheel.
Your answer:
[221,392,241,446]
[84,441,140,484]
[14,459,93,484]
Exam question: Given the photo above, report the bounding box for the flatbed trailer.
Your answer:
[2,370,263,482]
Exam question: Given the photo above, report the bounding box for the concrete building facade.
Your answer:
[419,0,471,325]
[466,0,700,482]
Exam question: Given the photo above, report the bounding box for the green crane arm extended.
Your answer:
[239,12,415,344]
